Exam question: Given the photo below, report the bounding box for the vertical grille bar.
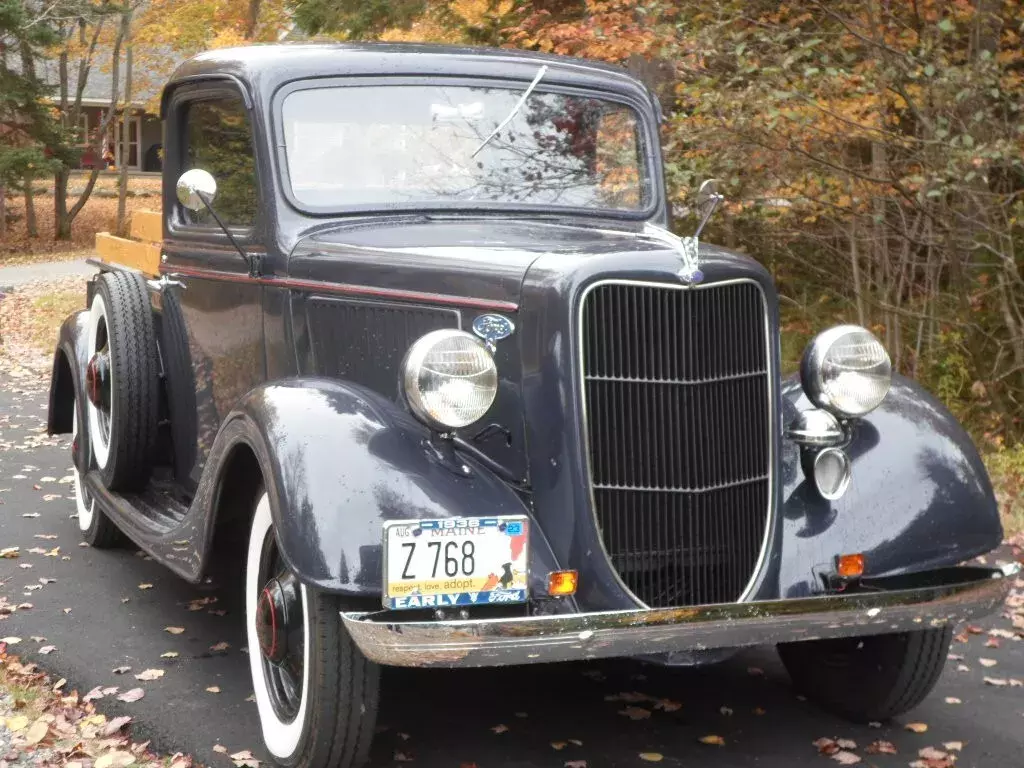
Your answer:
[581,281,771,608]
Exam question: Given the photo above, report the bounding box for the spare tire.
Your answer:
[160,290,197,485]
[85,271,159,490]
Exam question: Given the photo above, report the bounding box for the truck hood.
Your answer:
[288,216,671,308]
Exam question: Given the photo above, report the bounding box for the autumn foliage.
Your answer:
[305,0,1024,443]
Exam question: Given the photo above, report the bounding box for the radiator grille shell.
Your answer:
[579,279,772,608]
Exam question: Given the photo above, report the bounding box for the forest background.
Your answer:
[2,0,1023,522]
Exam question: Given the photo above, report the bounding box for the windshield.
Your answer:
[280,84,652,213]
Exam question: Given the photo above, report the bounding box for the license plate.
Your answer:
[383,517,529,610]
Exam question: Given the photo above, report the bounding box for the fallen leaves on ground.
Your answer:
[979,658,998,667]
[138,583,153,590]
[698,734,725,746]
[164,626,185,635]
[205,686,220,693]
[865,741,898,755]
[490,724,509,734]
[831,752,860,765]
[134,669,164,681]
[213,745,228,754]
[95,751,136,768]
[0,646,195,768]
[116,688,145,703]
[160,651,179,659]
[112,666,132,675]
[564,761,586,768]
[229,750,260,768]
[905,722,929,733]
[618,706,651,720]
[210,641,230,652]
[38,645,56,655]
[638,753,663,762]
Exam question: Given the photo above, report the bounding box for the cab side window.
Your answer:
[183,96,258,228]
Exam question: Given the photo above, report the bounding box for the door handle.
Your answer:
[147,274,187,291]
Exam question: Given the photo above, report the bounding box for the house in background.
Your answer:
[34,48,180,174]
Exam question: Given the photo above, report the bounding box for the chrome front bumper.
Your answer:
[341,564,1020,668]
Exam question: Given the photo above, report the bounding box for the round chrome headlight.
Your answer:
[800,325,892,417]
[402,329,498,430]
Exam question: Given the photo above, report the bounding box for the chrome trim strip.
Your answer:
[341,565,1017,668]
[575,278,775,608]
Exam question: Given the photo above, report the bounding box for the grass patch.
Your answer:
[0,248,93,268]
[0,277,87,377]
[27,290,85,350]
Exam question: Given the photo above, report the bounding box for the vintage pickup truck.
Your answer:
[48,43,1016,768]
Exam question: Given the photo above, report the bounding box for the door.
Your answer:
[161,86,266,491]
[114,114,142,170]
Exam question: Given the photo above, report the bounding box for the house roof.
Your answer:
[32,45,182,112]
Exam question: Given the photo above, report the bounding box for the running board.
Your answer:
[85,471,202,583]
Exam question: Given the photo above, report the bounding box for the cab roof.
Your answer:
[162,42,657,117]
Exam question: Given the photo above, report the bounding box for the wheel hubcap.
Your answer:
[256,574,302,664]
[255,536,305,724]
[85,352,111,410]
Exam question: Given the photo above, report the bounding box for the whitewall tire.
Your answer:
[72,406,95,532]
[71,389,122,548]
[245,492,380,768]
[86,292,113,471]
[247,494,311,759]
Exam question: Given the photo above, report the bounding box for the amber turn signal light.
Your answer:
[547,570,578,596]
[837,553,865,579]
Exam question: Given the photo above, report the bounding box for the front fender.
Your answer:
[220,378,556,598]
[777,373,1001,597]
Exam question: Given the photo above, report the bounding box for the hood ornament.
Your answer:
[640,179,723,286]
[641,224,703,286]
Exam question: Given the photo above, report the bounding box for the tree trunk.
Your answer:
[23,177,38,238]
[116,39,133,236]
[55,12,127,240]
[245,0,261,38]
[849,216,866,326]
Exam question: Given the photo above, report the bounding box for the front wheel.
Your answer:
[778,626,953,722]
[246,493,380,768]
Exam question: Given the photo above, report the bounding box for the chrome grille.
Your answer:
[580,280,771,608]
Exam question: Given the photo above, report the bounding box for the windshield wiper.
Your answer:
[471,64,549,159]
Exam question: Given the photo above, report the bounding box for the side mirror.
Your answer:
[694,178,724,238]
[176,168,217,211]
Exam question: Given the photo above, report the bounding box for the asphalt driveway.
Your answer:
[0,375,1021,768]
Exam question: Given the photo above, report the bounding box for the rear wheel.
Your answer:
[778,627,953,722]
[246,493,380,767]
[72,391,122,548]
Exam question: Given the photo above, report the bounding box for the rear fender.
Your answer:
[212,378,556,598]
[776,373,1001,597]
[47,311,93,475]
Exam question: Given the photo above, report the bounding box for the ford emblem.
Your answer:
[472,314,515,348]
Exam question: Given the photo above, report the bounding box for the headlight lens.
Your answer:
[402,329,498,430]
[800,325,892,417]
